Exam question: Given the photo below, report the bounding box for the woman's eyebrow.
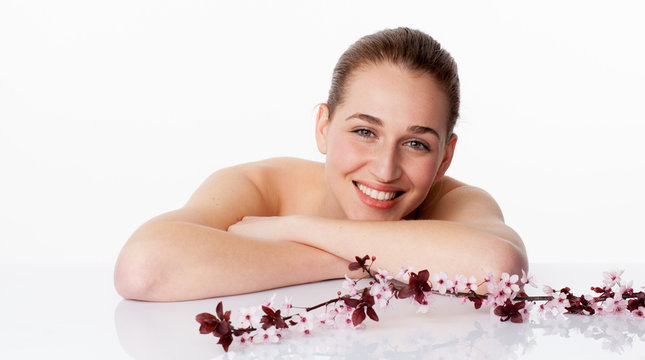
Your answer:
[346,112,440,139]
[408,125,440,139]
[345,113,383,126]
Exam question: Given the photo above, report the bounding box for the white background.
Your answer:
[1,0,644,267]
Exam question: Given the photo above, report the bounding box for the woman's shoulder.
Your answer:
[230,157,326,214]
[416,176,504,221]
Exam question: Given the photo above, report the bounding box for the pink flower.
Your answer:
[263,293,277,308]
[236,332,253,345]
[238,306,261,328]
[521,269,537,288]
[465,276,478,292]
[369,282,393,308]
[499,273,520,296]
[603,269,624,288]
[603,294,628,314]
[431,271,454,294]
[252,328,280,344]
[453,274,468,293]
[282,296,293,312]
[375,268,393,283]
[396,266,414,282]
[295,314,314,335]
[342,275,359,297]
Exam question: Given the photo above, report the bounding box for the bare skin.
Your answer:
[114,63,528,301]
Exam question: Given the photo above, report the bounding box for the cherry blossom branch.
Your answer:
[196,255,645,352]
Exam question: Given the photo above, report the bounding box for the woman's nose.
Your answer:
[369,144,402,183]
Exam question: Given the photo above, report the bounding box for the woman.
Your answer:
[115,27,528,301]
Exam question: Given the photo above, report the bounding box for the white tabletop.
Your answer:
[1,263,644,359]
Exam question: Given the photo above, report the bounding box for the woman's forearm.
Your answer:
[114,221,361,301]
[287,216,528,282]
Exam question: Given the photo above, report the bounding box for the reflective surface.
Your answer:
[2,263,644,359]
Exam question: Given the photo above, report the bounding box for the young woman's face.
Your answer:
[316,62,457,221]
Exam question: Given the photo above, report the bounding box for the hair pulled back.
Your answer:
[327,27,460,135]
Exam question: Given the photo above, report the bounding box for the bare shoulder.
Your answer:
[148,158,321,229]
[419,176,505,224]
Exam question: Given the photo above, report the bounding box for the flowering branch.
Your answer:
[196,255,645,352]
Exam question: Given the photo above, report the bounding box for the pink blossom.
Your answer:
[369,282,393,308]
[283,296,293,312]
[236,332,252,345]
[431,271,454,294]
[499,273,520,296]
[602,294,628,314]
[342,275,359,297]
[487,281,511,307]
[603,269,624,288]
[375,268,393,283]
[396,266,414,282]
[465,276,478,292]
[263,293,277,308]
[618,280,634,297]
[521,269,537,288]
[453,274,468,293]
[295,314,314,335]
[544,291,570,313]
[316,311,335,328]
[238,306,261,328]
[252,328,280,344]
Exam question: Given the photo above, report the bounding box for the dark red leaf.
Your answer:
[366,306,379,322]
[262,306,275,316]
[217,334,233,352]
[418,270,430,283]
[344,298,361,308]
[348,262,361,271]
[195,313,218,334]
[216,302,224,319]
[397,286,414,299]
[352,308,366,326]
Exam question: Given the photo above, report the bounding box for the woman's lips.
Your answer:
[353,181,404,209]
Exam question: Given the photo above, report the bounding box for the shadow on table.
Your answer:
[114,296,645,359]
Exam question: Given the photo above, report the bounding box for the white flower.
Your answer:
[342,275,359,297]
[295,314,314,335]
[603,269,624,288]
[453,274,468,293]
[521,269,537,288]
[431,271,453,294]
[238,306,261,328]
[499,273,520,296]
[396,266,414,282]
[375,268,394,283]
[252,328,280,344]
[369,282,393,308]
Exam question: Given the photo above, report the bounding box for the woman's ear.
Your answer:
[315,104,331,154]
[436,133,458,180]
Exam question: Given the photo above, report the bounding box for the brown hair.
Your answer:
[327,27,460,135]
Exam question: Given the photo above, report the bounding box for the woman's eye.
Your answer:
[406,140,430,152]
[354,129,375,137]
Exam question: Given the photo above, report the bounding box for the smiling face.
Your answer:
[316,62,457,221]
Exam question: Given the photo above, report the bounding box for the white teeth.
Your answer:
[357,183,397,201]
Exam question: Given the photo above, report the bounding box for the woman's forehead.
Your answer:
[336,63,450,134]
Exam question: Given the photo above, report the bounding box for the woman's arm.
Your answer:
[114,164,362,301]
[229,185,528,285]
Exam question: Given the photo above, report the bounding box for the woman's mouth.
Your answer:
[353,181,404,209]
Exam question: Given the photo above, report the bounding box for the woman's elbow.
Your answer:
[493,240,529,278]
[114,249,160,301]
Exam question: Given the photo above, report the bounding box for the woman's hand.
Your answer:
[227,215,304,242]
